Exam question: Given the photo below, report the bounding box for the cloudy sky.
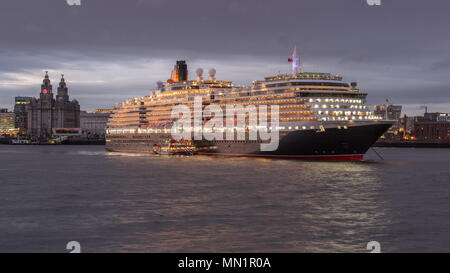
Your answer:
[1,0,449,115]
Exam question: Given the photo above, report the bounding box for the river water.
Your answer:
[0,145,449,252]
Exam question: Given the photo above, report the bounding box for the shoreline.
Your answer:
[374,141,450,148]
[0,140,105,145]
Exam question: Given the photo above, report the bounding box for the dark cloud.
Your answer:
[1,0,450,114]
[431,60,450,72]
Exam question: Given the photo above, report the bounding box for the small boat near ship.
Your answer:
[153,139,195,155]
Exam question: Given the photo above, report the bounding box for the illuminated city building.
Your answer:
[374,104,402,120]
[26,72,80,139]
[373,104,403,140]
[13,96,32,134]
[0,109,18,137]
[80,110,112,139]
[413,112,450,141]
[414,121,450,141]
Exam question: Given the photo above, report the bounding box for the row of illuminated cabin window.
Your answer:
[108,109,373,126]
[113,97,305,115]
[309,98,363,103]
[112,98,368,122]
[143,92,299,106]
[108,123,351,135]
[128,87,352,108]
[263,74,342,81]
[111,103,368,121]
[320,116,382,121]
[117,87,363,111]
[312,104,367,110]
[112,103,368,116]
[262,82,350,88]
[115,96,313,114]
[116,92,365,114]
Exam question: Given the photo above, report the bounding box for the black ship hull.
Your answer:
[106,122,392,161]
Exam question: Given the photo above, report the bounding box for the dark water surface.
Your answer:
[1,145,449,252]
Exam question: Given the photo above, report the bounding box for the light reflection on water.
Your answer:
[0,145,449,252]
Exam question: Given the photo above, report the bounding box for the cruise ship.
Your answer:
[106,49,393,160]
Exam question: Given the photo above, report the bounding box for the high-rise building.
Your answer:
[14,96,32,134]
[0,109,17,137]
[373,104,402,120]
[26,72,80,139]
[373,104,403,140]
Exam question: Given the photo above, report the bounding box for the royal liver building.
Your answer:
[27,72,80,139]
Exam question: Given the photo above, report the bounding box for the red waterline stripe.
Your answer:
[197,153,364,161]
[107,149,364,161]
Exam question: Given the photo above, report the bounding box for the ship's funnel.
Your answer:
[170,60,189,82]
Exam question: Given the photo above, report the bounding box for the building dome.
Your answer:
[208,68,216,80]
[43,71,50,84]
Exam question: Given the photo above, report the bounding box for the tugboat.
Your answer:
[153,139,195,155]
[48,136,69,144]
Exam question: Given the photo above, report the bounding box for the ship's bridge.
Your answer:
[253,72,360,93]
[264,72,343,82]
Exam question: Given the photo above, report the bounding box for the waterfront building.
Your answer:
[420,112,450,122]
[374,104,402,120]
[26,72,80,139]
[0,109,18,137]
[413,111,450,141]
[14,96,32,134]
[437,113,450,122]
[374,104,403,140]
[80,110,112,139]
[92,108,115,114]
[414,121,450,141]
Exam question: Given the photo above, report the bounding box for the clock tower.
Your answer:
[40,71,53,99]
[57,74,69,102]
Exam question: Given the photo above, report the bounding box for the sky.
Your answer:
[0,0,449,115]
